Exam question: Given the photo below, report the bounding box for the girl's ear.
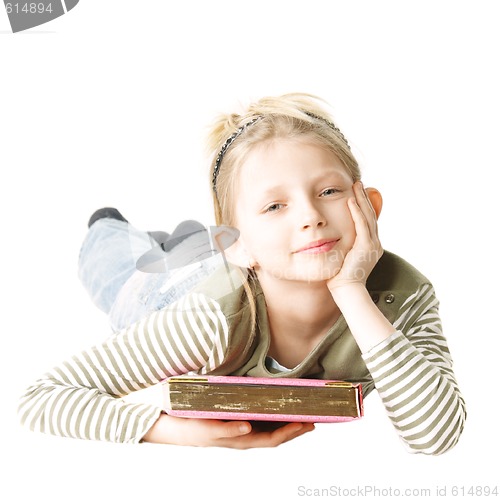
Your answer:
[365,187,383,219]
[223,236,255,269]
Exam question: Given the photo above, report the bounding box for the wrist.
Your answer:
[328,281,368,302]
[142,413,180,445]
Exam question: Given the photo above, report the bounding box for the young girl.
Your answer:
[18,93,466,454]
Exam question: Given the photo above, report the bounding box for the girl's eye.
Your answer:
[320,188,340,197]
[265,203,283,213]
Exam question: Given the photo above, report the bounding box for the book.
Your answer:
[163,375,363,423]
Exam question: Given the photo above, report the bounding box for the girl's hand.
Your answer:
[143,413,315,449]
[326,182,394,353]
[327,182,383,293]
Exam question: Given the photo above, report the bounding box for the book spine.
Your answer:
[166,409,360,423]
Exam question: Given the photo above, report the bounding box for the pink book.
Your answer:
[163,375,363,423]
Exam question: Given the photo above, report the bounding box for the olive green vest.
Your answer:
[192,251,430,397]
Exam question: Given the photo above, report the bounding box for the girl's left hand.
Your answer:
[327,182,383,292]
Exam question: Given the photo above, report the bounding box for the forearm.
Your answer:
[18,378,162,443]
[18,292,231,443]
[330,283,396,353]
[362,330,466,455]
[330,283,466,455]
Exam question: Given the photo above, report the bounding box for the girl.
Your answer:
[18,93,466,454]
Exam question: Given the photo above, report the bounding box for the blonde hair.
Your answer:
[207,93,360,226]
[206,93,361,334]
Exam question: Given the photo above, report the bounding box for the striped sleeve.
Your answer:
[362,283,466,455]
[18,293,230,443]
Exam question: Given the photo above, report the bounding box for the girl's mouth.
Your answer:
[294,239,339,254]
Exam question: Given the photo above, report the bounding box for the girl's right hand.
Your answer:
[142,414,315,448]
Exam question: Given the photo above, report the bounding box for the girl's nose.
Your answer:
[300,203,326,230]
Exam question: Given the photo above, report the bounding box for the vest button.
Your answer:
[371,293,380,304]
[385,293,395,304]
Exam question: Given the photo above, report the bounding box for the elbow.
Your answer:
[18,383,45,430]
[402,401,467,456]
[17,380,56,434]
[17,386,39,432]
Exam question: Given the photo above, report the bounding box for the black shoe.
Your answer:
[88,207,128,228]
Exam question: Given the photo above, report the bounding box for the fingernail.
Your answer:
[239,423,251,434]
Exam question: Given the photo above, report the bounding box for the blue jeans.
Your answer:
[78,218,222,332]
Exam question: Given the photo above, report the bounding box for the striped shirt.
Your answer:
[18,278,465,454]
[362,283,465,455]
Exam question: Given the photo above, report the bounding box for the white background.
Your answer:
[1,1,498,498]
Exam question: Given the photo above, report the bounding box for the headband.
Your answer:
[212,116,262,194]
[212,113,349,194]
[304,112,351,150]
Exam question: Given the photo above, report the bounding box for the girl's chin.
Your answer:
[260,266,340,283]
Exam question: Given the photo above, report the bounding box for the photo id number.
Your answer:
[5,3,53,14]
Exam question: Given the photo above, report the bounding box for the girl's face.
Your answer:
[233,138,356,283]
